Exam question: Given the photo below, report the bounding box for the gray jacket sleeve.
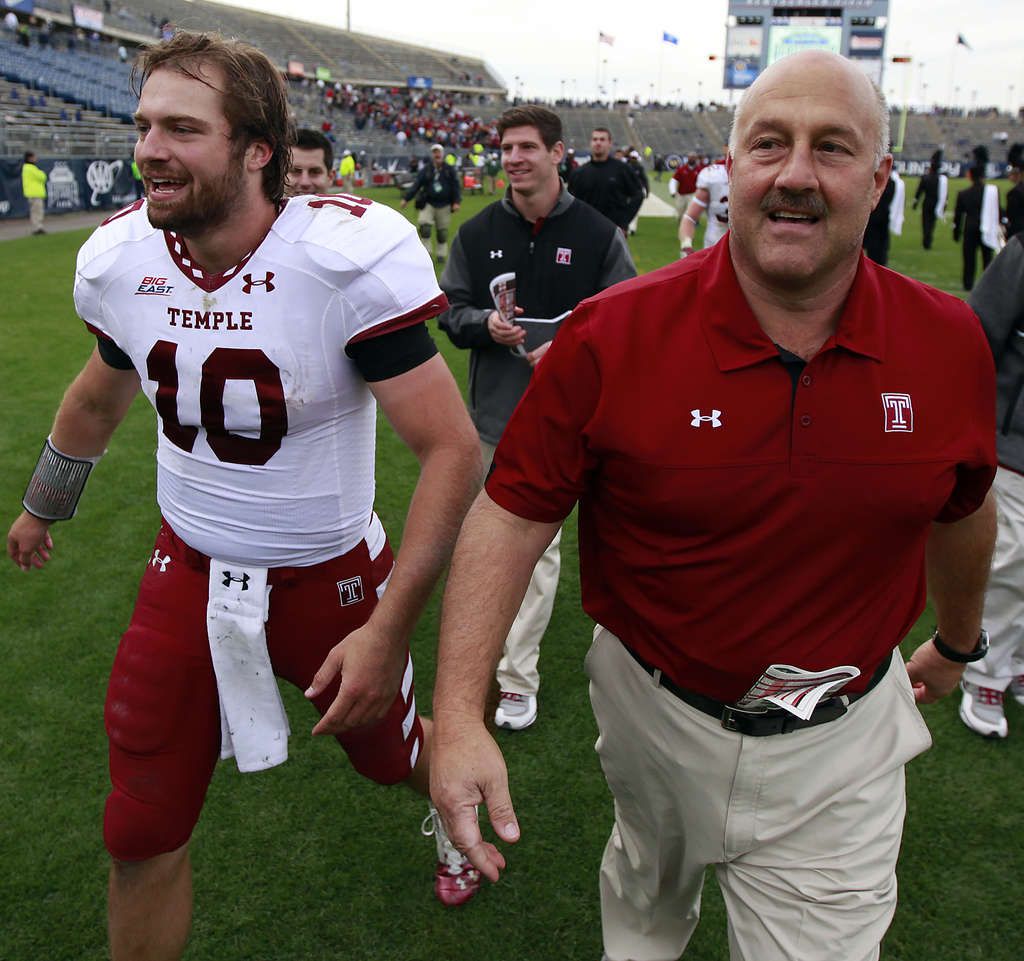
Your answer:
[969,236,1024,365]
[437,232,495,349]
[598,228,638,291]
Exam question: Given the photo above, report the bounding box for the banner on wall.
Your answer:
[0,157,141,220]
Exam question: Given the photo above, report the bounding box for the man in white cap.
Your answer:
[401,143,462,263]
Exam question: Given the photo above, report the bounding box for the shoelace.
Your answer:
[421,809,469,873]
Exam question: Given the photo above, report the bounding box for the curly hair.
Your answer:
[133,31,295,203]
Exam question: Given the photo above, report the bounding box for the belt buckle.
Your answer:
[720,704,768,733]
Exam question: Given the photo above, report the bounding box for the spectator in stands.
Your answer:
[570,127,644,234]
[286,128,333,196]
[400,143,461,264]
[21,151,47,235]
[338,148,356,192]
[954,147,1000,291]
[437,104,635,732]
[913,150,947,250]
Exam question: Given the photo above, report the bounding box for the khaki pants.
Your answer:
[417,203,453,259]
[481,440,560,697]
[587,626,932,961]
[28,196,45,232]
[964,466,1024,690]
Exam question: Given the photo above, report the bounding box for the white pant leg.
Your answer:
[480,441,560,696]
[29,196,44,231]
[495,528,560,695]
[964,467,1024,690]
[587,627,931,961]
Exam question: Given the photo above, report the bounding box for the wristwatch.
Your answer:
[930,628,990,663]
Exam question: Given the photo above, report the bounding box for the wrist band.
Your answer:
[22,436,103,521]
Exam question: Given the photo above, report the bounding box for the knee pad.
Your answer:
[418,223,433,240]
[436,227,448,244]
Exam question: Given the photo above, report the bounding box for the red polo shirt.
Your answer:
[486,239,996,702]
[672,163,704,196]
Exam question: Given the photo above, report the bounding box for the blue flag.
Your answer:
[663,31,679,45]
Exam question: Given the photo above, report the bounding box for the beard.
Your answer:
[144,145,247,235]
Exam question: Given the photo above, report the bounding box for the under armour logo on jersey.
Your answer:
[241,272,275,294]
[151,550,171,572]
[690,409,723,428]
[222,571,251,590]
[881,393,914,432]
[489,250,503,259]
[337,576,364,606]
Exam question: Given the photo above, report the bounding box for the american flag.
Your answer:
[599,31,614,46]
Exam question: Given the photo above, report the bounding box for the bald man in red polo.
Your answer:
[430,51,996,961]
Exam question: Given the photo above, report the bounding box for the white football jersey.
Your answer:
[696,163,729,248]
[74,194,446,566]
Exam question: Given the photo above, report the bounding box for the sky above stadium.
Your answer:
[215,0,1021,114]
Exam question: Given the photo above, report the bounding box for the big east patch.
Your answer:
[136,276,175,296]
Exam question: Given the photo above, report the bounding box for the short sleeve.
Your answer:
[934,311,997,522]
[485,306,601,523]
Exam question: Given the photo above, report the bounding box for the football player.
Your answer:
[679,148,729,257]
[7,31,485,961]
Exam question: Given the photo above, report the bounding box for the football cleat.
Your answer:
[959,680,1008,739]
[494,691,537,731]
[421,806,481,907]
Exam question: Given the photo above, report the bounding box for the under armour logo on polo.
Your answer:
[556,247,572,265]
[222,571,251,590]
[151,550,171,572]
[241,272,275,294]
[881,393,913,432]
[337,576,364,606]
[691,409,723,428]
[489,250,503,259]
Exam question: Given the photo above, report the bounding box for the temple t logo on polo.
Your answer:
[691,409,723,428]
[242,272,275,294]
[337,576,364,606]
[222,571,250,590]
[881,393,914,432]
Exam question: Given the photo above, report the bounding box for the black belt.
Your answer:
[625,648,892,737]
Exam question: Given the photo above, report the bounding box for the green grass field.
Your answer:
[1,182,1020,960]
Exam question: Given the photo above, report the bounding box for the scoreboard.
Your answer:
[723,1,890,89]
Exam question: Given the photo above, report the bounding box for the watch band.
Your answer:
[930,629,990,663]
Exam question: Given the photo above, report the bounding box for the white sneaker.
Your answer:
[959,680,1008,739]
[1009,674,1024,707]
[494,691,537,730]
[421,806,481,907]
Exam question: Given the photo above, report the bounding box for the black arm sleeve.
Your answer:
[345,322,438,382]
[96,335,134,370]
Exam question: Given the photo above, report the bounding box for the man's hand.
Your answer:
[486,308,526,348]
[400,199,408,208]
[526,340,552,368]
[7,511,54,571]
[905,637,966,704]
[306,621,406,734]
[430,718,520,882]
[451,202,461,212]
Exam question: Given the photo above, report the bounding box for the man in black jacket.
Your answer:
[438,105,635,732]
[1005,144,1024,241]
[954,150,996,291]
[913,150,947,250]
[401,143,461,263]
[569,127,644,233]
